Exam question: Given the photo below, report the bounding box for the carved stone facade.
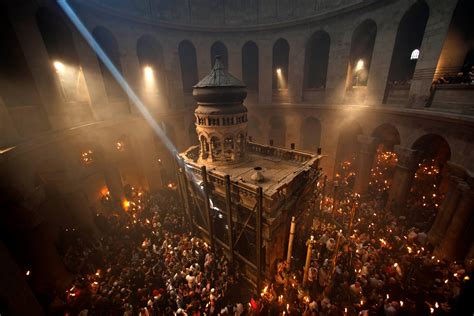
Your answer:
[194,57,248,165]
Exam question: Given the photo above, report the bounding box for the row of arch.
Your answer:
[2,1,473,111]
[247,115,451,170]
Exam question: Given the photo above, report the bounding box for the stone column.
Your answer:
[258,39,272,104]
[365,17,399,105]
[119,33,140,113]
[354,136,377,195]
[427,175,463,246]
[288,39,304,103]
[385,146,421,214]
[325,28,350,104]
[407,1,458,108]
[165,42,185,109]
[71,30,108,120]
[8,3,63,128]
[434,181,474,260]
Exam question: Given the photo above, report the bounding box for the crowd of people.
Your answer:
[51,188,245,315]
[49,165,473,315]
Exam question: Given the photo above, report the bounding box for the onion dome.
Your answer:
[193,56,247,106]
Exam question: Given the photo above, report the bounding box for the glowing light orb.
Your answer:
[54,61,65,73]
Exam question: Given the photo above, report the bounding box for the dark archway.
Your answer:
[408,134,451,229]
[371,123,401,152]
[248,117,262,143]
[300,117,321,152]
[268,116,286,147]
[304,31,330,89]
[37,7,90,104]
[92,26,125,101]
[347,20,377,87]
[242,41,259,91]
[272,38,290,90]
[436,0,474,81]
[137,35,167,100]
[369,124,401,194]
[210,41,228,68]
[0,8,42,108]
[178,40,198,93]
[335,122,363,181]
[384,1,429,103]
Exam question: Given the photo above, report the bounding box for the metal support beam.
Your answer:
[224,175,235,264]
[201,166,215,251]
[175,156,193,233]
[256,186,263,293]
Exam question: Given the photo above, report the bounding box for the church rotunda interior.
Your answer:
[0,0,474,315]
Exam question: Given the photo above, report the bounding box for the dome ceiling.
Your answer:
[77,0,377,28]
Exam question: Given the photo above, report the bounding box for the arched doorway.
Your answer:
[347,20,377,88]
[37,7,91,106]
[210,41,228,68]
[408,134,451,230]
[178,40,198,94]
[137,35,167,107]
[304,31,330,90]
[369,124,401,196]
[384,2,429,104]
[272,39,290,102]
[242,41,259,92]
[334,122,363,186]
[92,26,125,101]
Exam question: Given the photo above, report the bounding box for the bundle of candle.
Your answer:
[368,149,398,195]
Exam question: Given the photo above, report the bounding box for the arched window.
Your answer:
[272,39,290,90]
[242,41,259,91]
[92,26,125,101]
[210,136,222,160]
[385,1,429,94]
[36,7,90,104]
[304,31,330,89]
[178,40,198,93]
[137,35,166,99]
[410,49,420,60]
[210,41,228,68]
[348,20,377,87]
[224,137,234,161]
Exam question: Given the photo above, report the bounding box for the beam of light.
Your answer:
[355,59,364,72]
[57,0,206,194]
[57,0,174,154]
[54,60,65,73]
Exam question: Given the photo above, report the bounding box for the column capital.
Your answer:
[394,145,422,171]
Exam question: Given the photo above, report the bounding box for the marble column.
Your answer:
[385,146,422,214]
[354,136,377,195]
[407,1,458,108]
[427,175,463,246]
[434,181,474,260]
